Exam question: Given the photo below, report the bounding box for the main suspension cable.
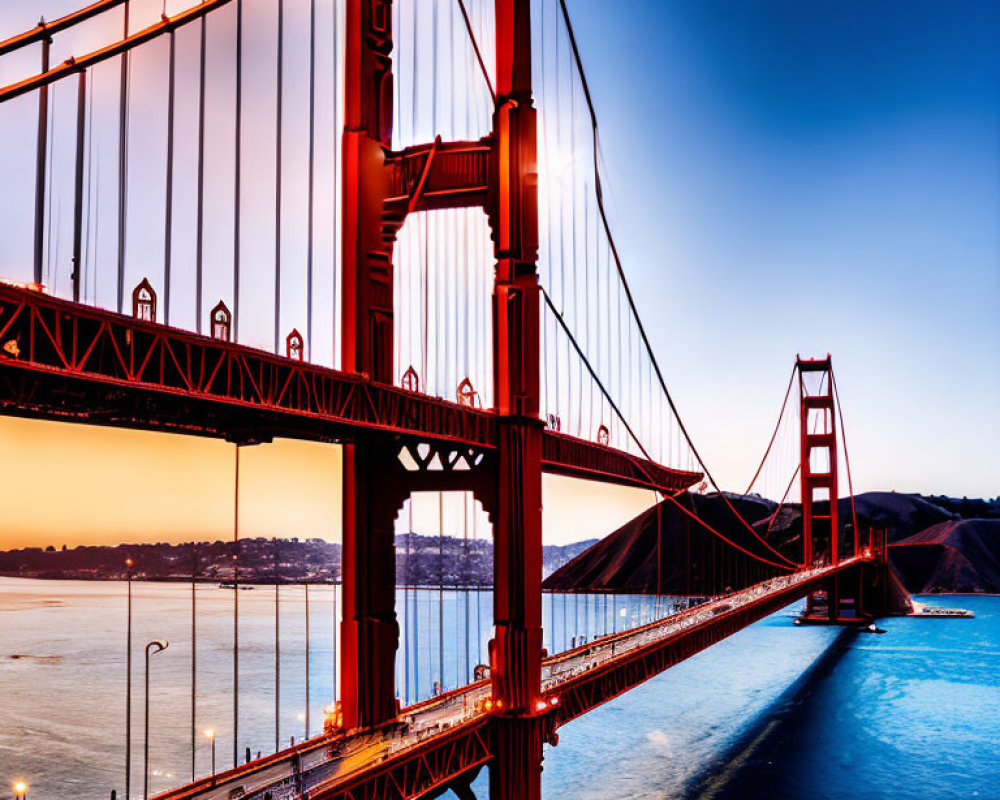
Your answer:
[553,0,798,568]
[745,364,796,496]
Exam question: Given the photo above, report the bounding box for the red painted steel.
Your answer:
[0,0,238,103]
[339,0,399,733]
[795,354,864,622]
[0,283,696,489]
[798,356,839,570]
[488,3,546,798]
[545,563,862,728]
[0,0,129,56]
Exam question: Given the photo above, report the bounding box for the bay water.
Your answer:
[0,577,995,799]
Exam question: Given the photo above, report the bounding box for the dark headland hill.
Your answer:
[544,491,1000,595]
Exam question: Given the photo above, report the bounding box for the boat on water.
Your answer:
[910,601,974,618]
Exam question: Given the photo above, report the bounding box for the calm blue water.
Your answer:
[528,595,1000,800]
[0,578,996,799]
[708,595,1000,800]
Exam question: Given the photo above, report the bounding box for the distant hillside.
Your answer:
[889,519,1000,593]
[544,492,787,595]
[0,535,597,586]
[544,491,1000,596]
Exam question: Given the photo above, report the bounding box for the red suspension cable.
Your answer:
[745,365,796,495]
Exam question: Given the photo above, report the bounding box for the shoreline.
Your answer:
[2,574,998,598]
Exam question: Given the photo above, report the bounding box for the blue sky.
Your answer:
[563,0,999,497]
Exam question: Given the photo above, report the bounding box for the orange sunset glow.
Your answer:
[0,417,654,549]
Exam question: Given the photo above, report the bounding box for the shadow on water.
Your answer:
[689,625,859,800]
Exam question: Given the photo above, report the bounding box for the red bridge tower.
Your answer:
[340,1,544,796]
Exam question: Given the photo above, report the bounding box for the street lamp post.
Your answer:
[125,557,134,800]
[204,729,217,786]
[12,779,28,800]
[144,640,169,799]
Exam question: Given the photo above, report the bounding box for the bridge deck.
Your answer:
[152,560,864,800]
[0,284,699,493]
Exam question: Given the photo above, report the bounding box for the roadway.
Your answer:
[153,562,854,800]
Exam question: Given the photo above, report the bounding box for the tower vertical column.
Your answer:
[340,440,400,730]
[798,356,840,620]
[490,2,544,798]
[342,0,395,384]
[340,0,399,731]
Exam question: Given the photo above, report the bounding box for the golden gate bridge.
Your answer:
[0,2,896,798]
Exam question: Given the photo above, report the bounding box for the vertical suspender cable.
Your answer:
[473,505,480,671]
[125,561,133,800]
[463,494,470,683]
[582,179,590,435]
[304,583,310,739]
[33,34,50,285]
[274,539,280,753]
[562,587,567,650]
[422,216,429,383]
[405,502,412,703]
[332,564,338,705]
[331,0,339,366]
[431,1,440,395]
[45,84,57,290]
[575,591,579,643]
[91,153,101,302]
[72,69,86,303]
[84,73,95,302]
[656,501,662,617]
[412,506,419,699]
[540,1,557,419]
[233,445,240,769]
[274,0,284,353]
[411,0,418,143]
[550,587,555,653]
[195,15,207,333]
[461,3,472,392]
[117,0,130,313]
[438,491,444,691]
[455,499,461,687]
[233,0,243,340]
[190,544,197,781]
[554,16,566,425]
[306,0,316,359]
[164,29,176,324]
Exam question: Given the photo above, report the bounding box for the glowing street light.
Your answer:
[322,702,343,737]
[203,729,217,785]
[12,779,28,800]
[144,640,170,799]
[125,557,135,800]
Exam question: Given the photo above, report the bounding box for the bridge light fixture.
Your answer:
[203,729,217,785]
[549,696,560,707]
[12,779,28,799]
[535,700,547,712]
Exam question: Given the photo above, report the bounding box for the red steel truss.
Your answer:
[545,564,857,728]
[0,282,699,491]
